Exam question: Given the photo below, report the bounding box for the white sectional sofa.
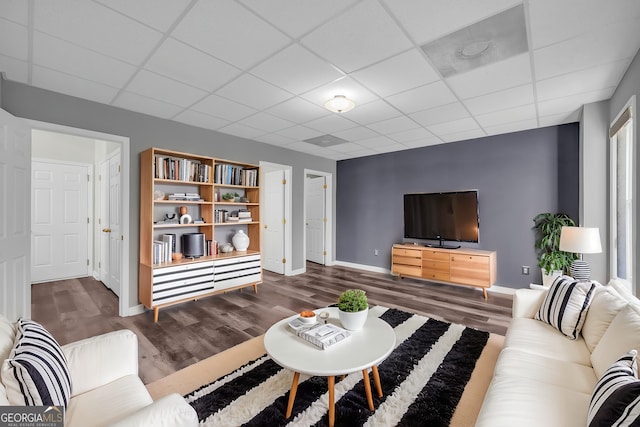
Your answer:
[476,278,640,427]
[0,314,198,427]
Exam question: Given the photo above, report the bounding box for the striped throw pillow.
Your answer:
[1,319,72,407]
[535,275,597,339]
[588,350,640,426]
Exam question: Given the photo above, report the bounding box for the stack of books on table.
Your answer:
[288,318,351,350]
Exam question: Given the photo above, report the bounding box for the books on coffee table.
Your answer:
[288,319,351,350]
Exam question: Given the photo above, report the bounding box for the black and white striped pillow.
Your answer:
[588,350,640,426]
[535,275,597,339]
[0,319,72,407]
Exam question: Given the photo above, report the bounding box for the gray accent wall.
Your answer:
[1,80,336,310]
[336,125,579,288]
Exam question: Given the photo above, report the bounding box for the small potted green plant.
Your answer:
[222,192,238,201]
[337,289,368,330]
[533,213,579,286]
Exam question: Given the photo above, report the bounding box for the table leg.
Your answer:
[362,369,374,411]
[286,372,300,419]
[328,375,335,427]
[371,365,383,397]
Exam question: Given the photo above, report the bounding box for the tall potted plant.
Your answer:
[532,213,579,286]
[337,289,368,331]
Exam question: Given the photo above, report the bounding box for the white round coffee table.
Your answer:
[264,307,396,427]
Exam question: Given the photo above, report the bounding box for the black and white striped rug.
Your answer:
[185,306,489,427]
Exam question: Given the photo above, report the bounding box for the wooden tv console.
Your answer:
[391,244,497,299]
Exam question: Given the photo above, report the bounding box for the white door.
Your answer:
[99,158,110,287]
[0,108,31,321]
[31,161,89,282]
[306,176,326,265]
[108,154,121,296]
[262,169,285,274]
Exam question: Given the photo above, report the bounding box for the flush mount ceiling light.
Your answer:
[324,95,355,113]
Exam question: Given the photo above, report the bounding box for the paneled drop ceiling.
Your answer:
[1,0,639,160]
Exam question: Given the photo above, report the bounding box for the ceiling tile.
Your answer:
[446,53,531,99]
[382,0,521,45]
[528,0,640,49]
[463,84,534,115]
[0,0,28,25]
[439,128,487,143]
[126,70,207,107]
[251,44,344,95]
[410,102,470,127]
[537,60,630,102]
[172,109,231,131]
[145,38,241,92]
[0,54,28,83]
[388,127,435,143]
[333,126,379,142]
[240,0,357,39]
[352,50,441,97]
[427,117,481,137]
[191,94,257,122]
[0,19,28,60]
[475,104,536,127]
[217,122,266,140]
[537,87,614,117]
[356,135,397,148]
[254,133,297,146]
[401,136,444,148]
[113,91,184,119]
[483,118,538,136]
[534,21,640,80]
[367,115,420,134]
[33,32,137,87]
[372,143,408,154]
[94,0,192,32]
[387,81,458,114]
[539,110,582,127]
[345,100,401,125]
[237,112,295,133]
[329,142,367,153]
[32,66,119,104]
[301,0,412,73]
[265,97,330,123]
[172,0,290,69]
[276,125,324,141]
[300,76,378,110]
[304,114,358,134]
[34,0,162,65]
[216,74,293,110]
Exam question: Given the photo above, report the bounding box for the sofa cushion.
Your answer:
[592,304,640,378]
[65,374,152,427]
[1,319,72,407]
[0,314,16,405]
[588,350,640,427]
[493,347,598,395]
[535,275,597,339]
[504,317,592,365]
[582,286,627,352]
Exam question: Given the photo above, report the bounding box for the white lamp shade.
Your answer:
[559,226,602,254]
[324,95,355,113]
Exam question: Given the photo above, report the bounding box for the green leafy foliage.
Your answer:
[337,289,368,312]
[532,213,579,274]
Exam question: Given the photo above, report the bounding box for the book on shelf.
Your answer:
[214,164,259,186]
[154,155,210,183]
[287,319,351,350]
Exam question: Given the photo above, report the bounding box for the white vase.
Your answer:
[338,307,369,331]
[232,230,249,252]
[542,269,562,287]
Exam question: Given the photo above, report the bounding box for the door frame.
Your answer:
[27,119,131,317]
[31,158,93,282]
[304,169,333,267]
[259,161,293,276]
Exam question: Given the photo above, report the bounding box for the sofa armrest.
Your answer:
[512,288,547,319]
[107,393,198,427]
[63,329,138,396]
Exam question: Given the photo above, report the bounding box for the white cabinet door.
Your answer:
[0,108,31,321]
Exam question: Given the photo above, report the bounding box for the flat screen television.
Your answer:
[403,190,479,248]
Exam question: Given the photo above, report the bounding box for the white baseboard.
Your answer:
[127,304,145,316]
[333,261,390,274]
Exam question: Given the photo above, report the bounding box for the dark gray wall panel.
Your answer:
[337,124,579,289]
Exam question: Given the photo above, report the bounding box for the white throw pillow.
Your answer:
[588,350,640,427]
[582,286,627,352]
[0,313,16,405]
[591,304,640,378]
[1,319,72,407]
[535,275,597,340]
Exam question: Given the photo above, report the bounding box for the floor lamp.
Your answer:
[559,226,602,281]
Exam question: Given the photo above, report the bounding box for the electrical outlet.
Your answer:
[374,249,379,256]
[522,266,530,275]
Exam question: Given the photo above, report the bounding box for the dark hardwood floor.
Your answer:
[31,262,513,384]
